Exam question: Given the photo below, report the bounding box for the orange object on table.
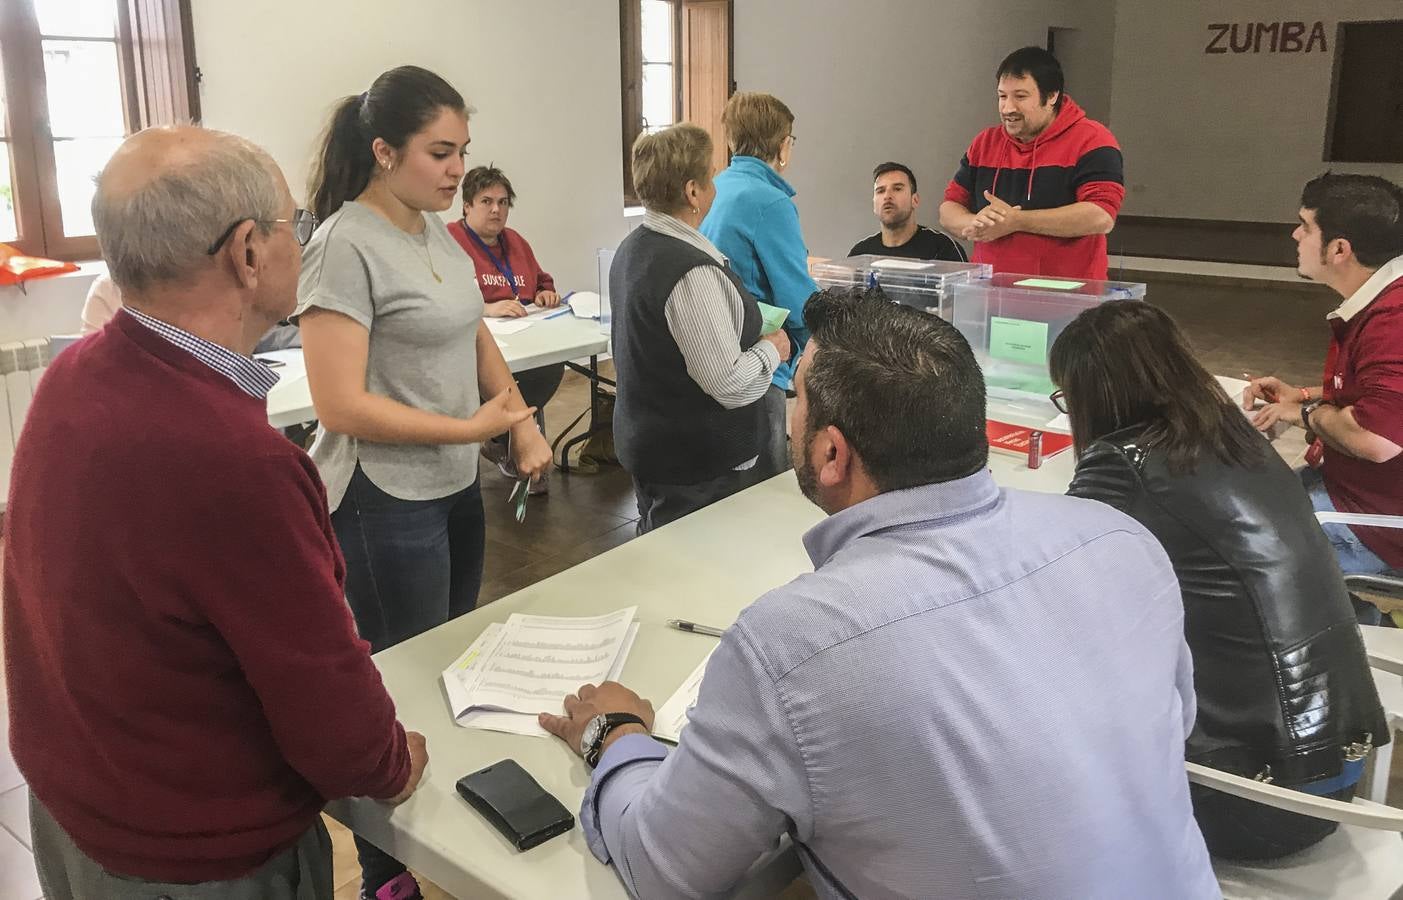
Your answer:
[0,243,79,286]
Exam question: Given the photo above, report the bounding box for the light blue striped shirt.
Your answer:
[584,470,1219,899]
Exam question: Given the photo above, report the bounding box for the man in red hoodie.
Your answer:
[940,46,1124,280]
[5,125,427,899]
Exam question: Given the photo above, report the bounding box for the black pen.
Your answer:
[667,619,725,638]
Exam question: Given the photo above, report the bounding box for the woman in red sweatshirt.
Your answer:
[448,165,562,493]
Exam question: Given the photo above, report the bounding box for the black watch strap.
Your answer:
[586,713,647,767]
[1302,398,1324,432]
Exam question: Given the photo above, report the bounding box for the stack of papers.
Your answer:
[651,648,715,743]
[443,608,639,737]
[565,291,601,319]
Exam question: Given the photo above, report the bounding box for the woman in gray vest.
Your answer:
[611,123,791,534]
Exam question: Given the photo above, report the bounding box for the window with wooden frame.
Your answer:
[620,0,733,206]
[0,0,199,261]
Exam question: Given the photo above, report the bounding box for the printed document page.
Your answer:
[443,608,638,736]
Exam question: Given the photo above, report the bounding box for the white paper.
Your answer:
[455,622,640,737]
[484,317,534,336]
[524,303,570,321]
[1043,412,1070,432]
[566,291,601,319]
[652,648,716,744]
[443,610,638,736]
[1214,375,1249,405]
[869,258,936,271]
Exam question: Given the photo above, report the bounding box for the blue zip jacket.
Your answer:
[700,156,817,390]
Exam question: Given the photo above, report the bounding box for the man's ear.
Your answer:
[214,220,260,290]
[818,424,855,489]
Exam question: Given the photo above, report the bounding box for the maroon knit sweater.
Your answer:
[4,311,409,881]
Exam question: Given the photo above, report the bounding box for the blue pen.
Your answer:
[540,291,575,319]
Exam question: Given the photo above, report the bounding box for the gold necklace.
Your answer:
[408,232,442,283]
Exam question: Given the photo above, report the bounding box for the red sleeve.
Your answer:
[1346,306,1403,447]
[199,455,410,801]
[1076,181,1126,218]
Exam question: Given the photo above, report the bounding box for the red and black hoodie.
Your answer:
[943,97,1124,280]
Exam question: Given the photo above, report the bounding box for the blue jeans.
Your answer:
[332,464,486,654]
[330,464,486,893]
[1302,466,1400,625]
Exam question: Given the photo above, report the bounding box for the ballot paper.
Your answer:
[484,317,534,336]
[523,302,571,321]
[565,291,601,319]
[651,648,716,744]
[443,608,638,737]
[868,258,937,271]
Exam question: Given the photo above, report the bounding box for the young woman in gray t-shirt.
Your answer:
[294,65,551,900]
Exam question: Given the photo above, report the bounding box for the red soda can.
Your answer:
[1027,430,1044,469]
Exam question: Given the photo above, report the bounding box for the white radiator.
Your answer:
[0,337,56,511]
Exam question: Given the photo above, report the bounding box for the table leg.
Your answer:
[558,355,614,473]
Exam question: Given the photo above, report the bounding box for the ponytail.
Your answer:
[306,66,469,227]
[308,95,374,224]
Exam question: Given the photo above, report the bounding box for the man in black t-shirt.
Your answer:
[849,162,968,261]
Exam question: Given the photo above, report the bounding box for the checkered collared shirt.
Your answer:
[123,307,279,400]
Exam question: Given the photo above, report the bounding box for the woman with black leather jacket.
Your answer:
[1049,299,1388,860]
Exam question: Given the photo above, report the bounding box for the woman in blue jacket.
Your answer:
[701,91,818,475]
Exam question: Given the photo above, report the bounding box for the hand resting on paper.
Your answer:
[539,682,655,759]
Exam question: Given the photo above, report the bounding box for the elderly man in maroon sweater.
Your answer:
[3,126,427,898]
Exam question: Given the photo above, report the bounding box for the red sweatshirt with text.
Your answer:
[447,221,556,303]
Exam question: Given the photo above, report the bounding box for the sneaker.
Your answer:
[480,436,508,467]
[529,464,550,496]
[363,872,422,900]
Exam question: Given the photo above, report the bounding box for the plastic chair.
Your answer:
[1316,511,1403,803]
[1187,761,1403,899]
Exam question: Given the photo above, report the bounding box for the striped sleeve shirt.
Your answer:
[642,210,779,410]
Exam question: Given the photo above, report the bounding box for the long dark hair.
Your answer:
[1049,301,1264,473]
[307,66,467,224]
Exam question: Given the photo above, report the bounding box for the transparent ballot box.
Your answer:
[809,254,991,319]
[950,273,1147,427]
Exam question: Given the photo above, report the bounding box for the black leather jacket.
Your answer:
[1067,426,1388,785]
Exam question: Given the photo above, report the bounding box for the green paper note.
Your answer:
[989,316,1049,366]
[1013,277,1086,290]
[756,302,789,335]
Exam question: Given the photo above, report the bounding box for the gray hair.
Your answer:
[92,129,283,292]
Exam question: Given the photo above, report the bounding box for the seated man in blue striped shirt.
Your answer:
[541,287,1217,899]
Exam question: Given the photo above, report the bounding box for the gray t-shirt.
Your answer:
[295,201,484,510]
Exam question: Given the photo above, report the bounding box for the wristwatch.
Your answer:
[1302,398,1325,432]
[581,712,647,767]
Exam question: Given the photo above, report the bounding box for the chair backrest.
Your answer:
[1185,761,1403,831]
[1316,511,1403,530]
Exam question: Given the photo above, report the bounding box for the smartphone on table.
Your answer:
[456,759,575,851]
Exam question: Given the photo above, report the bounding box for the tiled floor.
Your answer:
[0,272,1366,898]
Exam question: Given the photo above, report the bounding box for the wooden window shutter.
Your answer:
[120,0,199,129]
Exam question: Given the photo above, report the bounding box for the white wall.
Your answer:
[1109,0,1403,222]
[0,264,103,344]
[732,0,1115,261]
[190,0,631,292]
